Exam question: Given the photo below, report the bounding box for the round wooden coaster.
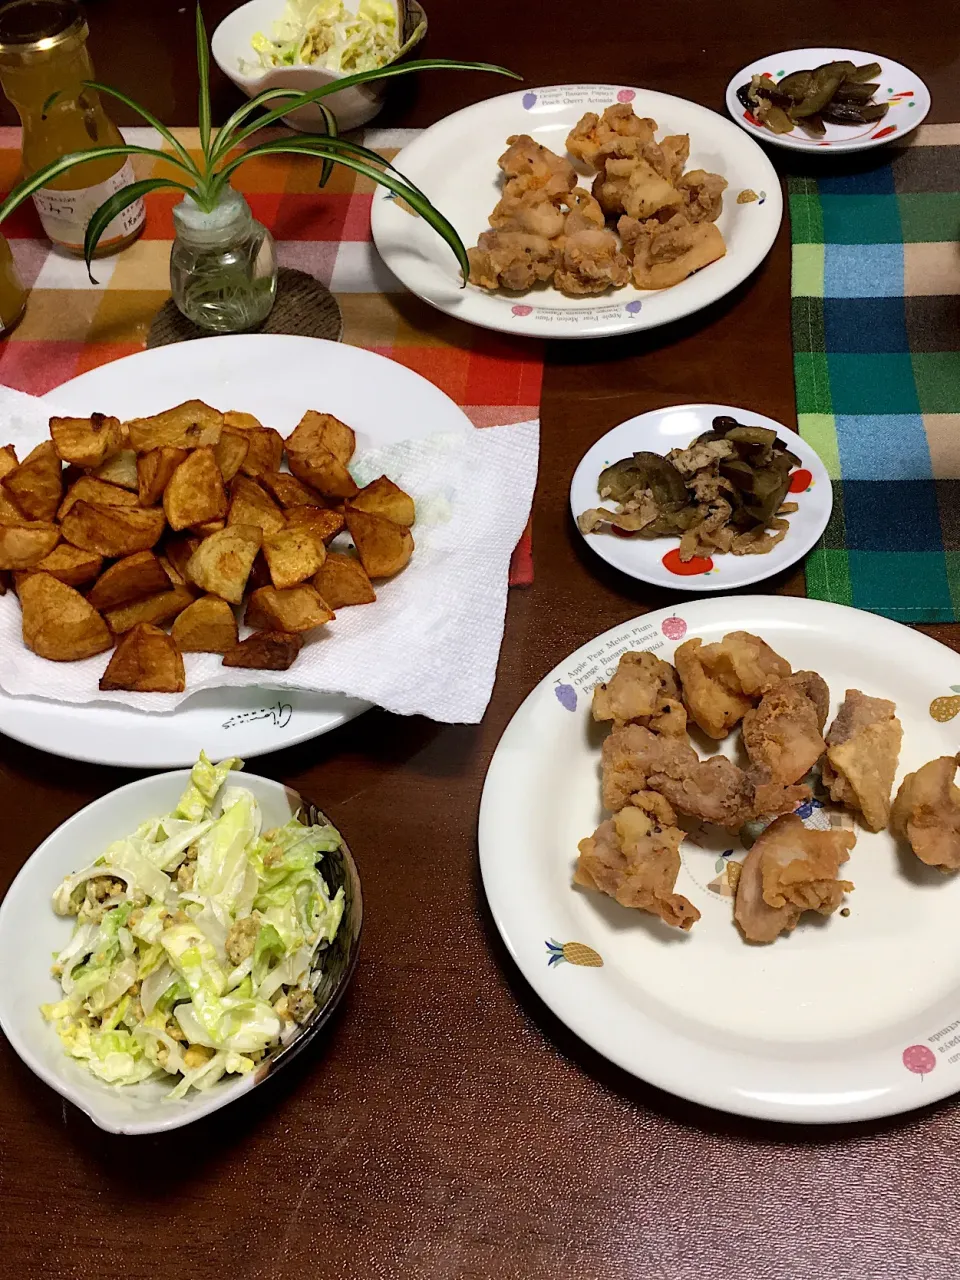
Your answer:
[147,267,344,348]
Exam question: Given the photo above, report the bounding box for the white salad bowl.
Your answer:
[0,771,362,1135]
[212,0,427,133]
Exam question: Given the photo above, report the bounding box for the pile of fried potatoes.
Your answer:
[0,401,415,693]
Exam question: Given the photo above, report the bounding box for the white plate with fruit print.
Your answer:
[479,595,960,1123]
[569,403,832,591]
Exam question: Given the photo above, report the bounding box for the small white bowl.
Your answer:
[212,0,427,133]
[0,770,361,1134]
[725,47,931,154]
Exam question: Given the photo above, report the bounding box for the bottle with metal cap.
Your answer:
[0,0,144,255]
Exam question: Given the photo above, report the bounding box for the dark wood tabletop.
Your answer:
[1,3,959,1278]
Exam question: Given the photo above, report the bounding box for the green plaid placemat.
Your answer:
[790,122,960,621]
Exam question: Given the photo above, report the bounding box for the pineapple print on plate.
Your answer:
[545,938,603,968]
[930,686,960,722]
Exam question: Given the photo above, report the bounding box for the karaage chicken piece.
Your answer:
[498,134,577,200]
[742,672,829,786]
[620,212,726,290]
[822,690,903,832]
[601,724,807,829]
[555,228,631,295]
[467,231,558,291]
[560,187,606,234]
[592,650,687,736]
[489,188,566,239]
[650,134,690,185]
[677,169,728,223]
[674,633,789,740]
[593,146,683,220]
[891,754,960,870]
[575,791,700,930]
[566,104,657,167]
[734,814,855,943]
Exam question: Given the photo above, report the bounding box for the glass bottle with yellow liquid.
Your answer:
[0,0,144,255]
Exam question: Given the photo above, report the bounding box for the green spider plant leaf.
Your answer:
[0,145,194,225]
[83,177,192,282]
[82,81,202,181]
[222,59,520,153]
[218,132,427,203]
[214,138,470,284]
[212,88,338,167]
[196,4,212,167]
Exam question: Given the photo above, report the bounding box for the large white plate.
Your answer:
[569,403,832,591]
[479,596,960,1123]
[0,335,471,768]
[371,84,782,340]
[725,48,931,154]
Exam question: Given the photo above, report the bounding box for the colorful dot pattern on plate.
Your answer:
[929,688,960,722]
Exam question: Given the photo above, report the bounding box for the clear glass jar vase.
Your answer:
[170,188,277,334]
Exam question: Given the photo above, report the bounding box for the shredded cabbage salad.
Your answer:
[251,0,399,73]
[41,753,345,1098]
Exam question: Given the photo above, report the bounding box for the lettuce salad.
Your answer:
[41,754,344,1098]
[251,0,399,73]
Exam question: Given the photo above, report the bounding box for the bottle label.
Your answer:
[32,159,145,252]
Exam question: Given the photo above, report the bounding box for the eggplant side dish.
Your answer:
[577,416,802,561]
[736,60,888,137]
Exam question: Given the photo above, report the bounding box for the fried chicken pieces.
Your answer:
[467,105,727,298]
[823,691,903,832]
[891,755,960,870]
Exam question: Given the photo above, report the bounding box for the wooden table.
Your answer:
[1,4,958,1277]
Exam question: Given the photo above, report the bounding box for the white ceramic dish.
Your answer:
[725,48,931,154]
[479,596,960,1124]
[211,0,426,133]
[0,334,471,769]
[0,770,361,1135]
[569,403,832,591]
[371,84,782,340]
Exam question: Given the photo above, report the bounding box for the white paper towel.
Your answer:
[0,387,538,724]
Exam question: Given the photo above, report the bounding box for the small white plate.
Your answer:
[0,334,472,769]
[479,596,960,1124]
[725,48,931,154]
[569,404,832,591]
[0,770,359,1134]
[371,84,781,340]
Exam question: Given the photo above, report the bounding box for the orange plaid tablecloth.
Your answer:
[0,126,542,581]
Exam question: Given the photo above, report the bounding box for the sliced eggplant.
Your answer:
[848,61,882,82]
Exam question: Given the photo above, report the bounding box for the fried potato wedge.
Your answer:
[222,631,303,670]
[87,550,172,611]
[239,427,284,478]
[137,446,188,506]
[93,448,139,491]
[61,501,166,556]
[348,476,415,527]
[191,519,226,536]
[99,623,185,693]
[285,505,345,545]
[0,521,60,569]
[345,508,413,578]
[228,475,286,536]
[3,440,63,520]
[163,533,201,583]
[285,411,356,466]
[50,413,124,468]
[185,523,262,604]
[163,446,228,531]
[0,444,17,480]
[213,429,249,483]
[126,400,223,452]
[0,486,25,524]
[263,526,326,590]
[246,584,334,633]
[171,595,238,653]
[313,552,376,608]
[223,410,262,431]
[20,573,112,661]
[19,544,102,588]
[287,446,358,501]
[103,584,194,634]
[58,475,140,520]
[259,469,324,509]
